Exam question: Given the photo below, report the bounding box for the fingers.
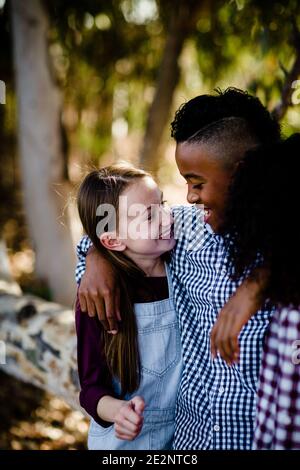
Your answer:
[115,287,122,322]
[114,401,144,441]
[210,308,229,360]
[93,296,105,323]
[96,298,111,331]
[114,423,142,440]
[78,288,88,314]
[211,286,253,364]
[115,431,134,440]
[229,335,240,363]
[115,417,142,434]
[86,294,96,317]
[123,403,144,426]
[217,312,234,363]
[103,291,119,333]
[218,328,237,364]
[80,251,121,328]
[211,307,239,364]
[78,284,98,318]
[78,282,121,334]
[131,396,145,416]
[215,325,239,365]
[220,307,241,364]
[86,290,116,333]
[218,338,235,365]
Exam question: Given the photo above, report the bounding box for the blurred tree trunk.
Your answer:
[11,0,76,306]
[140,1,202,173]
[0,277,79,411]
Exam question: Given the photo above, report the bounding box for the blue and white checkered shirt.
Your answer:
[75,205,273,450]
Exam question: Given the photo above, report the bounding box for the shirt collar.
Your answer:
[205,222,214,235]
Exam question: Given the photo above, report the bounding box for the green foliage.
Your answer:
[191,0,300,111]
[46,0,165,162]
[0,0,300,280]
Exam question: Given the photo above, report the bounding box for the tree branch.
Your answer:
[0,279,81,412]
[139,0,202,172]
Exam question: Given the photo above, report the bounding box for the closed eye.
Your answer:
[186,182,204,189]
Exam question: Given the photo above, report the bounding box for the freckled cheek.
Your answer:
[118,216,129,240]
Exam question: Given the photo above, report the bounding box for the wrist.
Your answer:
[87,245,97,257]
[97,396,126,423]
[86,245,103,268]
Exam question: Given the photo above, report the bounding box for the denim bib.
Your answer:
[88,262,182,450]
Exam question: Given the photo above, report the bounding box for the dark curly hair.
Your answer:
[223,133,300,309]
[171,87,281,144]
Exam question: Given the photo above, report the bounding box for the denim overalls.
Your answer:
[87,263,182,450]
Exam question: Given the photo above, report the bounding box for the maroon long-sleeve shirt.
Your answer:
[75,276,169,427]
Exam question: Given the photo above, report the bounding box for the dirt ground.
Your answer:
[0,370,88,450]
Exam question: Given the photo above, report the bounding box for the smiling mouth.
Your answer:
[204,208,211,223]
[159,224,174,239]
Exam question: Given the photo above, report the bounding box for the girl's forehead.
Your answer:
[123,177,161,205]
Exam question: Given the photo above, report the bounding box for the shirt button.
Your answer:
[214,425,220,432]
[219,387,225,394]
[221,267,227,275]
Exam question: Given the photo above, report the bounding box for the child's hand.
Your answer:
[78,246,121,332]
[114,396,145,441]
[210,270,267,364]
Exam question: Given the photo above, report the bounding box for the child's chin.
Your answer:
[159,237,176,252]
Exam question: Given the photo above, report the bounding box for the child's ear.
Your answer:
[99,232,126,252]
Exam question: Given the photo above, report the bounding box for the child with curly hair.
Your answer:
[212,134,300,449]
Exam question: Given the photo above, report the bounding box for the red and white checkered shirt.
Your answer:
[253,307,300,449]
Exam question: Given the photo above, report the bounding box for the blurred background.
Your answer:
[0,0,299,450]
